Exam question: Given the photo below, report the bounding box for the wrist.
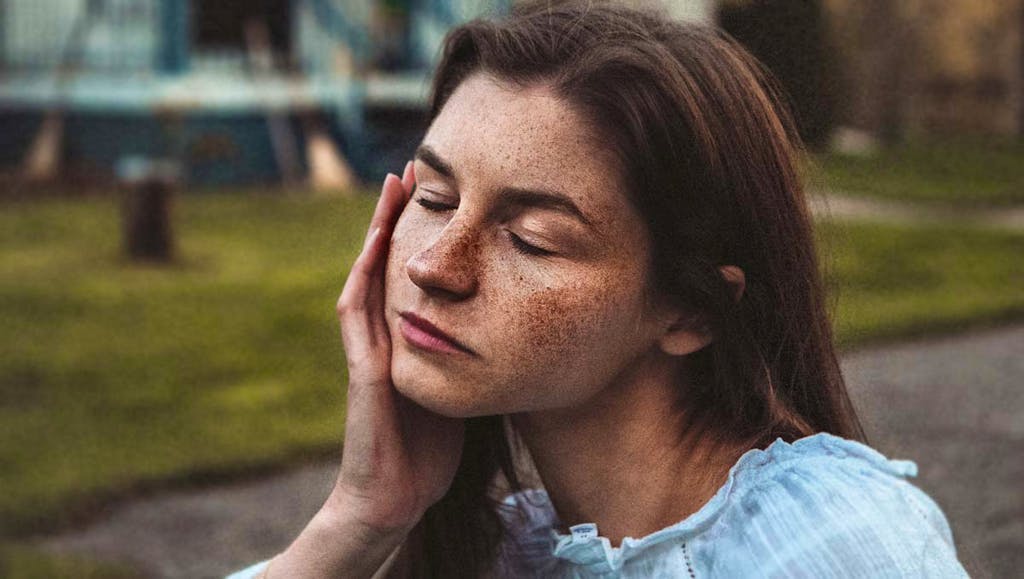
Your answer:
[321,486,424,538]
[268,502,412,578]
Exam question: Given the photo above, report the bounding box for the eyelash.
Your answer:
[415,197,453,213]
[508,232,552,257]
[414,196,553,257]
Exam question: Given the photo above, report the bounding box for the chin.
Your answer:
[391,363,493,418]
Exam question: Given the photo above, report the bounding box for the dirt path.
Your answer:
[31,323,1023,578]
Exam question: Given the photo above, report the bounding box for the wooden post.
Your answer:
[118,158,179,262]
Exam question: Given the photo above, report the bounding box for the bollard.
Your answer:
[116,157,181,262]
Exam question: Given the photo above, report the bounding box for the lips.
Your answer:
[399,312,475,355]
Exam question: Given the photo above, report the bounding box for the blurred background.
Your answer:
[0,0,1020,577]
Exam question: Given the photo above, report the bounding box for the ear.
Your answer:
[656,265,746,356]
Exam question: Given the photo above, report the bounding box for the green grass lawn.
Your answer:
[0,192,374,537]
[1,192,1022,549]
[0,544,140,578]
[813,138,1024,206]
[822,221,1024,347]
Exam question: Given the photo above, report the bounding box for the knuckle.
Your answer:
[336,296,362,317]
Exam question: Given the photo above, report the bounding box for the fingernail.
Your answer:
[363,226,381,252]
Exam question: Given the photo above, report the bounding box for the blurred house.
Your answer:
[11,0,1016,188]
[0,0,516,187]
[0,0,717,188]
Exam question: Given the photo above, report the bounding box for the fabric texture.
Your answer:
[226,433,968,578]
[226,559,269,579]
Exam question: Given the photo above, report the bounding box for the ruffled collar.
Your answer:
[501,432,917,572]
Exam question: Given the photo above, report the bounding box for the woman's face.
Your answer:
[384,72,671,417]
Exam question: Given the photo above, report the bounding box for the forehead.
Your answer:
[422,73,630,223]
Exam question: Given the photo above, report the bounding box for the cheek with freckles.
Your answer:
[382,203,653,415]
[482,269,649,412]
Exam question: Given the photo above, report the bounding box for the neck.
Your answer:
[510,351,745,548]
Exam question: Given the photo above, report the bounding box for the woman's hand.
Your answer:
[261,164,465,578]
[329,161,465,533]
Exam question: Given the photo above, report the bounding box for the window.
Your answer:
[192,0,292,58]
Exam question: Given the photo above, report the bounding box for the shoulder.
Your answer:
[697,433,968,578]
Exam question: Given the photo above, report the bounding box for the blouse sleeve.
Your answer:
[697,454,969,578]
[224,559,271,579]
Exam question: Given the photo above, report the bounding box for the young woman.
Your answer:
[228,1,967,577]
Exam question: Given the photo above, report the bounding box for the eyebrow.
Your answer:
[414,144,456,180]
[414,144,594,228]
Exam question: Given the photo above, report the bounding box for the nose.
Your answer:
[406,220,480,300]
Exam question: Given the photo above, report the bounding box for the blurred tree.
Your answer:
[828,0,1022,139]
[718,0,840,149]
[863,0,910,144]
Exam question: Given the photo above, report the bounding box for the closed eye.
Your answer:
[415,196,455,212]
[509,231,554,257]
[415,193,554,257]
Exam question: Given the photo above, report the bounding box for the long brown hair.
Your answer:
[392,1,864,576]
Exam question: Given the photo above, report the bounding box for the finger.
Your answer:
[380,172,410,233]
[361,173,404,252]
[360,182,390,253]
[346,173,405,305]
[361,173,409,324]
[348,168,410,303]
[362,173,407,270]
[338,226,381,358]
[340,174,408,347]
[401,160,415,195]
[363,170,403,249]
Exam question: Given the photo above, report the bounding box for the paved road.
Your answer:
[841,324,1024,579]
[35,324,1024,578]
